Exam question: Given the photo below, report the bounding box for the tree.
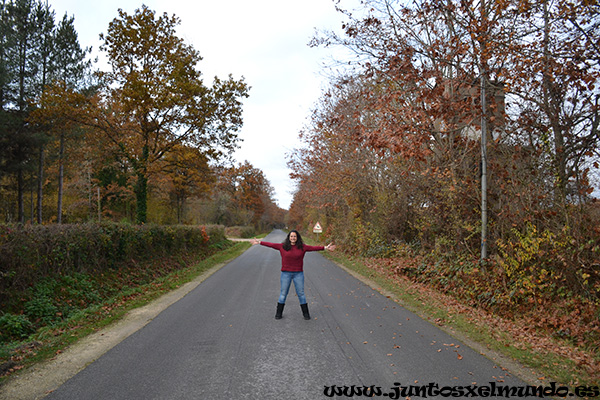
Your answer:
[0,0,91,224]
[204,162,282,228]
[235,161,271,225]
[160,143,214,224]
[32,0,54,224]
[289,74,418,249]
[306,0,599,251]
[51,13,91,223]
[506,0,600,208]
[0,0,52,223]
[88,5,248,223]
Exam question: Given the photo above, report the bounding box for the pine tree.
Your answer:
[51,13,91,223]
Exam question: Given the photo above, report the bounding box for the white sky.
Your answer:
[48,0,359,210]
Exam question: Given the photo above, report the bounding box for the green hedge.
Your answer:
[0,223,226,312]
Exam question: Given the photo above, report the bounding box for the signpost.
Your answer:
[313,222,323,242]
[313,222,322,233]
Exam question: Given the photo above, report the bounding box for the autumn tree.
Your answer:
[159,143,214,224]
[29,12,91,224]
[235,161,271,225]
[289,74,420,250]
[505,0,600,209]
[205,161,283,229]
[88,135,136,222]
[51,14,91,223]
[81,5,248,224]
[306,0,599,253]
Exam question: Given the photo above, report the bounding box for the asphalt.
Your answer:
[2,230,541,399]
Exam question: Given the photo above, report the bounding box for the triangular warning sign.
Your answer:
[313,222,322,233]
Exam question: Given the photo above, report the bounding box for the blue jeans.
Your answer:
[279,271,306,305]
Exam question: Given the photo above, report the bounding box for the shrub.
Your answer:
[496,222,600,304]
[0,313,34,341]
[345,219,394,257]
[23,273,101,326]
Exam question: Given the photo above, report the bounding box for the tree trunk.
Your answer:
[135,172,148,224]
[177,194,185,224]
[30,184,34,223]
[17,169,24,224]
[57,133,64,223]
[135,145,149,224]
[479,0,489,264]
[37,144,43,224]
[541,0,568,207]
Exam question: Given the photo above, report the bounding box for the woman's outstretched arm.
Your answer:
[250,239,281,250]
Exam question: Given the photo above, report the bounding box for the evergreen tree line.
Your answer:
[0,0,90,224]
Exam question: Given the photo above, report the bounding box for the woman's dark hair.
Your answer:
[282,230,304,251]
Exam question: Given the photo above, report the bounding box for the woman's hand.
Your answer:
[325,243,336,251]
[250,238,261,245]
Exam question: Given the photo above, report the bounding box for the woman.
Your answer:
[251,230,335,320]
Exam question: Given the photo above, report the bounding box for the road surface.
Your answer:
[42,230,536,399]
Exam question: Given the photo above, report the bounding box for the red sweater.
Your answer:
[260,241,325,272]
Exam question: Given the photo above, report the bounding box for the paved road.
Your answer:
[45,230,535,399]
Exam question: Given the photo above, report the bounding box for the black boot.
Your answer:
[275,302,285,319]
[300,303,311,320]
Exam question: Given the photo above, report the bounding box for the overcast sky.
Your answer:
[48,0,359,210]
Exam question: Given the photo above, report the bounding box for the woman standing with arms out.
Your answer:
[251,230,335,320]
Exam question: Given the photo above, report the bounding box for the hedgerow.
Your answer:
[0,223,226,341]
